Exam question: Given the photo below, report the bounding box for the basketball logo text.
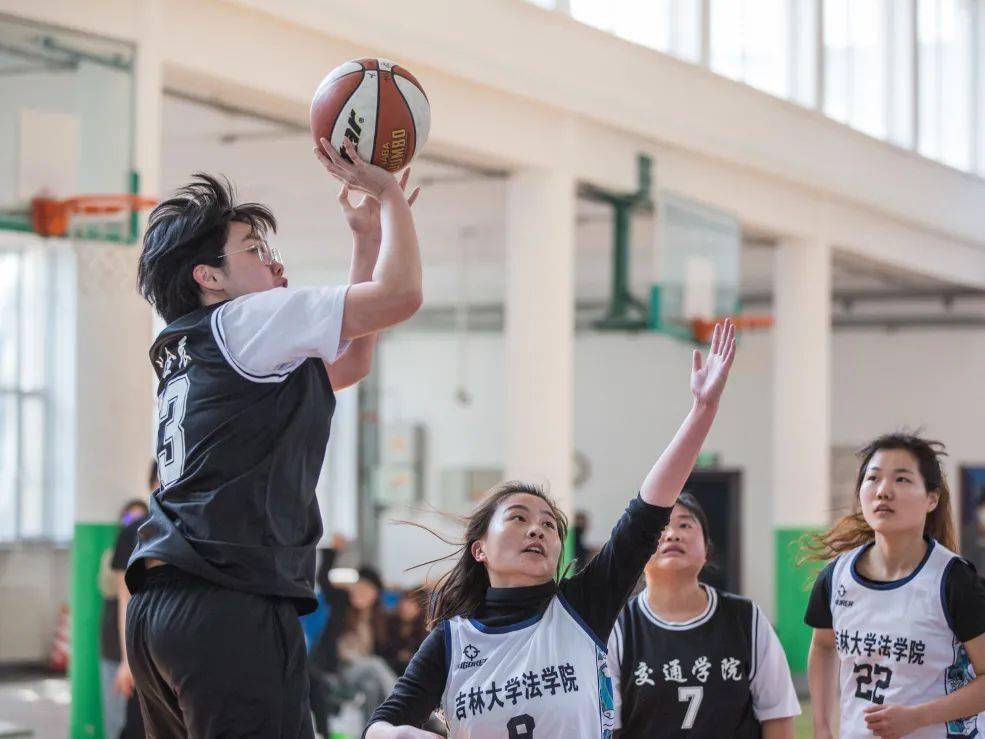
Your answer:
[381,129,407,172]
[341,109,362,163]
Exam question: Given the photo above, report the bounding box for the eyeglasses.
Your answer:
[219,239,283,266]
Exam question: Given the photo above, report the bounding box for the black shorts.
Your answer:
[125,565,314,739]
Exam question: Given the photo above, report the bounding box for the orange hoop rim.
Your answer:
[31,194,158,237]
[61,194,158,215]
[690,315,773,343]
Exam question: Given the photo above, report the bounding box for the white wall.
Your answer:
[376,326,985,617]
[0,546,70,662]
[832,329,985,495]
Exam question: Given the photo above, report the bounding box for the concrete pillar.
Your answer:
[71,3,161,734]
[503,169,576,517]
[771,237,831,674]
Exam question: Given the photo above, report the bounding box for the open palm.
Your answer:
[690,318,736,407]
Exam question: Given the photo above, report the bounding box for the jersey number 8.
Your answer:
[506,714,535,738]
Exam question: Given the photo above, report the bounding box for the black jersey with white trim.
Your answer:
[126,301,336,614]
[611,587,763,738]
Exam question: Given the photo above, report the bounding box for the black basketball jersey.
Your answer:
[126,301,336,614]
[613,587,761,738]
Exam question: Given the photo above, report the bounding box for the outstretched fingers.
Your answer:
[341,138,367,171]
[709,321,723,356]
[724,335,736,368]
[321,138,356,175]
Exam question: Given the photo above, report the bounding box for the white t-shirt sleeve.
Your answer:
[211,285,350,382]
[606,622,623,731]
[749,604,801,722]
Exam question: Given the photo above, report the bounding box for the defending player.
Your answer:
[125,138,421,737]
[805,433,985,739]
[607,493,799,738]
[365,321,737,738]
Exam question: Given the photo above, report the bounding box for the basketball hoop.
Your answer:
[31,194,157,241]
[691,315,773,343]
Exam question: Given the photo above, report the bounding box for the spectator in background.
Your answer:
[99,460,156,739]
[99,499,148,739]
[573,509,592,570]
[379,588,428,676]
[309,537,397,732]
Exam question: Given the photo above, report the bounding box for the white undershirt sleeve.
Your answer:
[607,623,623,731]
[211,285,350,383]
[749,604,802,722]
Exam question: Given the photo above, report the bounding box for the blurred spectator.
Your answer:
[308,537,397,733]
[99,460,156,739]
[573,510,591,570]
[962,489,985,573]
[379,588,428,676]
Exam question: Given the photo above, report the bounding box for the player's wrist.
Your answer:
[352,229,382,249]
[690,397,719,415]
[908,702,932,728]
[377,178,404,201]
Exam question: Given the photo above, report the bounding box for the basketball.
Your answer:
[310,58,430,173]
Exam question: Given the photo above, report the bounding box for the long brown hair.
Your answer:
[805,432,957,561]
[410,481,569,630]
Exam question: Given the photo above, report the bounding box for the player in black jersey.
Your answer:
[125,138,422,738]
[608,493,799,738]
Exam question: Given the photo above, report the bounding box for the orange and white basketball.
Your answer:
[310,58,430,172]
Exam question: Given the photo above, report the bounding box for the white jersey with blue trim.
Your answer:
[441,594,615,739]
[829,539,980,739]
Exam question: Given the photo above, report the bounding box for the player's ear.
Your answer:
[926,490,940,513]
[471,540,486,564]
[192,263,225,293]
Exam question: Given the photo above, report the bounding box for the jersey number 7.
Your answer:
[678,686,704,729]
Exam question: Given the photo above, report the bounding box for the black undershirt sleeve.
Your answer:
[944,558,985,644]
[111,520,143,571]
[559,495,672,643]
[804,560,836,629]
[365,625,448,734]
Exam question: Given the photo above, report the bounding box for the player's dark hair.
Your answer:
[675,492,714,562]
[406,481,569,630]
[137,174,276,322]
[805,432,957,561]
[148,459,159,490]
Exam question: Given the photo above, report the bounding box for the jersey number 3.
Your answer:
[157,376,190,488]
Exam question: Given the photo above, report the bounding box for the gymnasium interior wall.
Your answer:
[374,327,985,626]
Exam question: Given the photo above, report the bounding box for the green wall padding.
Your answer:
[774,527,824,675]
[71,522,118,739]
